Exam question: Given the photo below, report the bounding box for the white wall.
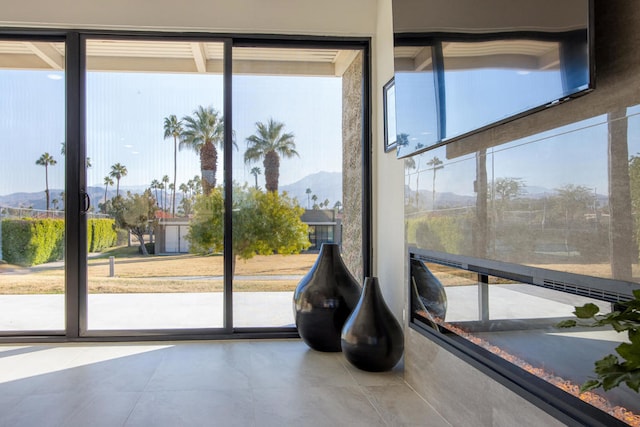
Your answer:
[372,0,406,320]
[0,0,377,36]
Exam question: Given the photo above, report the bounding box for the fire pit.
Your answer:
[409,247,640,426]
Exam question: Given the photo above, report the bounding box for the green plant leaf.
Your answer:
[580,379,602,393]
[627,376,640,393]
[574,303,600,319]
[616,341,640,369]
[556,319,577,328]
[594,354,620,371]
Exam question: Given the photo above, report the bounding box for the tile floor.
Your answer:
[0,339,451,427]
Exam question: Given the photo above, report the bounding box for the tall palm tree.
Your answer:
[305,188,312,209]
[179,183,189,199]
[427,156,444,211]
[180,106,225,196]
[162,175,170,212]
[103,176,114,206]
[109,163,128,198]
[150,179,161,205]
[36,152,56,212]
[250,167,262,189]
[244,118,298,192]
[163,114,183,216]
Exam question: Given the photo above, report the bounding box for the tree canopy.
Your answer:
[111,190,157,256]
[244,118,298,192]
[187,184,310,274]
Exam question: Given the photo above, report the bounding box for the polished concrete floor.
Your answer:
[0,339,451,427]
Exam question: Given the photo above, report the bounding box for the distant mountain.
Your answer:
[280,171,342,208]
[0,173,344,212]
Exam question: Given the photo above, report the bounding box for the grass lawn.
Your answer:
[0,246,317,294]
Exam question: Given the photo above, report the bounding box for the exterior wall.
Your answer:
[402,1,640,425]
[342,51,365,281]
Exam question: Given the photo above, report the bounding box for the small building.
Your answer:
[301,209,342,252]
[154,216,191,254]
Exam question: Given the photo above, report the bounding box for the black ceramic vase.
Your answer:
[293,243,362,352]
[341,277,404,372]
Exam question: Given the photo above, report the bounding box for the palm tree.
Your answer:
[250,167,262,189]
[103,176,114,205]
[180,106,225,196]
[109,163,128,198]
[163,114,183,216]
[305,188,312,209]
[36,152,56,212]
[162,175,170,212]
[151,179,161,205]
[179,183,189,199]
[169,183,175,213]
[427,156,444,211]
[312,194,318,209]
[244,118,298,192]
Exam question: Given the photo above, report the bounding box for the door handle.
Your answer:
[81,191,91,214]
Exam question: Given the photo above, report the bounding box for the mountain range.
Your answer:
[0,171,344,212]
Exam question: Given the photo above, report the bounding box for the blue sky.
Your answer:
[1,69,342,197]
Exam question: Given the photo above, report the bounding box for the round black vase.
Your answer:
[341,277,404,372]
[293,243,362,352]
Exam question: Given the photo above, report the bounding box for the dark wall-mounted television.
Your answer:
[392,0,594,158]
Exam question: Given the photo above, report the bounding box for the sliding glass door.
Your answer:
[230,45,365,328]
[0,31,369,338]
[84,38,228,331]
[0,38,66,334]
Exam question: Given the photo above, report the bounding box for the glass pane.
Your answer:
[85,39,226,330]
[442,39,567,139]
[231,46,363,328]
[0,40,65,331]
[394,45,440,158]
[411,260,639,421]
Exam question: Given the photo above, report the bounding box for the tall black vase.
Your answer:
[341,277,404,372]
[293,243,362,352]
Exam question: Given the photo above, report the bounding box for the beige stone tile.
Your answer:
[362,384,451,427]
[252,385,385,427]
[125,389,254,427]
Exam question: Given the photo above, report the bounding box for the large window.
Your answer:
[0,38,66,333]
[0,32,370,338]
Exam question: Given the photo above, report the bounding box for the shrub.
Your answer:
[1,218,64,266]
[407,216,465,254]
[88,218,117,252]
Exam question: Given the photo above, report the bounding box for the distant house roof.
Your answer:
[301,209,337,224]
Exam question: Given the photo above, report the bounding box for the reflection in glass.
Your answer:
[442,39,566,139]
[409,257,639,422]
[394,45,439,158]
[394,29,591,157]
[405,109,640,286]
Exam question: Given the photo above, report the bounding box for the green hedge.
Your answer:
[406,215,465,254]
[2,217,117,266]
[1,218,65,266]
[88,218,117,252]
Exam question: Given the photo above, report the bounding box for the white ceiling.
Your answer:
[0,39,360,76]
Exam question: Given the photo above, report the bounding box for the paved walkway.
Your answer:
[0,292,295,331]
